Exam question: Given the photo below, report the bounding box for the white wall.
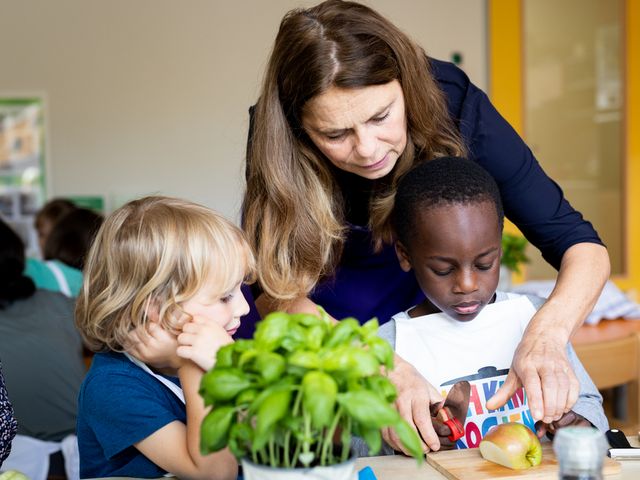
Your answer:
[0,0,486,221]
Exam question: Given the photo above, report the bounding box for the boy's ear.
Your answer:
[395,241,412,272]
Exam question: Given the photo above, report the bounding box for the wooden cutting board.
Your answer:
[426,443,621,479]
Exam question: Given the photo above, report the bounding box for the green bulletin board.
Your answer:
[0,97,46,254]
[68,195,105,214]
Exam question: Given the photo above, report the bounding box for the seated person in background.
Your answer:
[26,205,103,297]
[26,197,78,296]
[43,207,104,271]
[377,157,607,452]
[0,218,85,442]
[0,361,18,466]
[75,196,250,479]
[34,198,77,254]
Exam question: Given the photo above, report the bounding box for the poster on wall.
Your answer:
[0,97,46,255]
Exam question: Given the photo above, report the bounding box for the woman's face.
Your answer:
[302,80,407,180]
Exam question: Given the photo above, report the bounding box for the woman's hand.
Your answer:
[177,317,234,371]
[486,330,579,423]
[384,354,444,454]
[127,321,182,371]
[486,243,610,423]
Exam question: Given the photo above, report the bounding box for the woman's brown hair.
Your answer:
[243,0,466,306]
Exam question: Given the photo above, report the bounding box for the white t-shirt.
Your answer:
[394,294,537,449]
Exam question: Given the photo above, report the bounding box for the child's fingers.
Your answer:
[177,332,198,346]
[181,322,203,334]
[176,345,192,360]
[182,320,232,339]
[176,344,217,371]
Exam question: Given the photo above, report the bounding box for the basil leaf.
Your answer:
[200,406,234,454]
[302,371,337,428]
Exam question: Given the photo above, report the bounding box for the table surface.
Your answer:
[354,436,640,479]
[86,437,640,480]
[572,318,640,345]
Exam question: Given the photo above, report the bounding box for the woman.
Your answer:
[242,0,610,453]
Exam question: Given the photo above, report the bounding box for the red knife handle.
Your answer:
[444,417,464,442]
[437,407,465,442]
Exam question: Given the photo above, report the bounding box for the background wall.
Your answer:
[0,0,487,221]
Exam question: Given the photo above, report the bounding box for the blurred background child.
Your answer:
[43,207,103,272]
[34,198,77,255]
[25,201,103,297]
[75,196,254,479]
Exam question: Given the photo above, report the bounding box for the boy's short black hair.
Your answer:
[392,156,504,247]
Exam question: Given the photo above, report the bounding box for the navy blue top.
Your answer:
[77,352,186,478]
[239,59,603,334]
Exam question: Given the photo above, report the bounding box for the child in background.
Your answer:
[34,198,77,254]
[25,199,101,297]
[43,206,103,271]
[75,196,253,479]
[379,157,607,451]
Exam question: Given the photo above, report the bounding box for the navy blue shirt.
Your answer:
[77,352,186,478]
[241,59,603,331]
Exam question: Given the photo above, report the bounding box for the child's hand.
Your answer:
[431,418,457,450]
[128,321,182,371]
[535,410,591,439]
[176,317,234,371]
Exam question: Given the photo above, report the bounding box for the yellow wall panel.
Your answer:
[615,0,640,295]
[489,0,640,293]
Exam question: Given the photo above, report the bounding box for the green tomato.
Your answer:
[0,471,30,480]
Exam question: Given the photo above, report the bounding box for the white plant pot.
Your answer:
[241,457,357,480]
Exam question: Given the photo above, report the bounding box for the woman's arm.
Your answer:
[135,362,237,480]
[486,243,610,422]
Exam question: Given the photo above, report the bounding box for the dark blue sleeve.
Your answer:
[431,59,604,270]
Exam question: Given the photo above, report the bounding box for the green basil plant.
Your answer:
[501,233,530,274]
[199,309,424,468]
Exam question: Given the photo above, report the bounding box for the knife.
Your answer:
[430,380,471,444]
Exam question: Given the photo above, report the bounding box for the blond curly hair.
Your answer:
[76,196,255,352]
